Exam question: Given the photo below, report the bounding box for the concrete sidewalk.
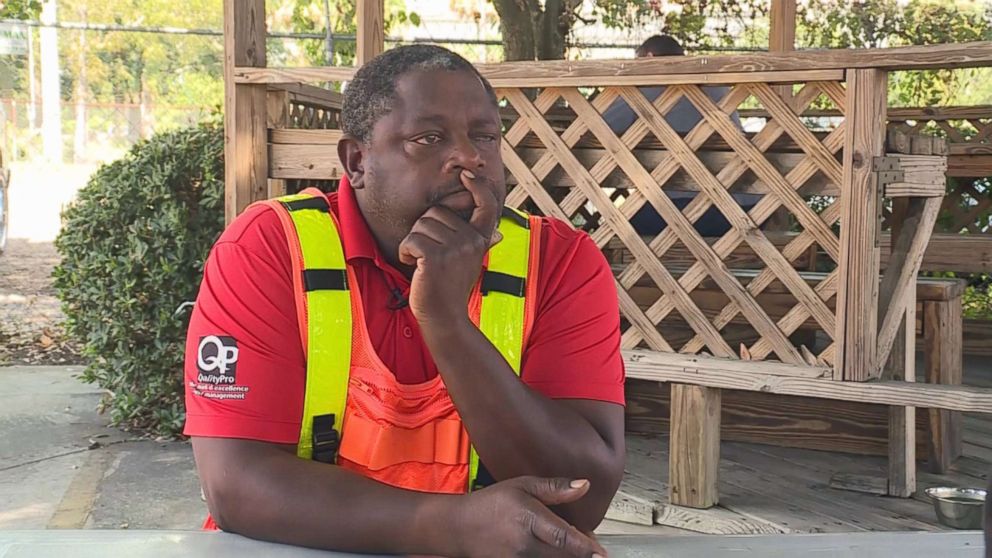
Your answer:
[0,366,204,529]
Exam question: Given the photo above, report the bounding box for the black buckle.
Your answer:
[481,271,526,297]
[311,414,339,464]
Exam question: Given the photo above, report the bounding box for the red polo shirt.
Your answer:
[183,179,625,443]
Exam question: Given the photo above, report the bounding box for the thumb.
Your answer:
[520,477,591,507]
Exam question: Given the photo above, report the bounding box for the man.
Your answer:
[184,44,625,557]
[603,35,761,238]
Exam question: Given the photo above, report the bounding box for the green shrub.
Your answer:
[54,123,224,436]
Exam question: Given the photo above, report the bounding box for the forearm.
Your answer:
[196,439,460,556]
[422,319,621,529]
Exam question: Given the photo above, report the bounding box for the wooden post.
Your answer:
[223,0,269,224]
[835,69,887,381]
[769,0,796,53]
[266,88,290,198]
[924,297,963,473]
[669,384,721,509]
[887,301,916,496]
[356,0,385,66]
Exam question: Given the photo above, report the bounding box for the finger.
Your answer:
[421,206,464,233]
[397,232,440,267]
[410,215,460,244]
[460,169,500,239]
[520,477,591,507]
[525,509,608,558]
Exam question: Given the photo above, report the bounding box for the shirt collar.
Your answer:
[336,174,380,263]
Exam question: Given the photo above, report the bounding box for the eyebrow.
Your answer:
[408,114,500,129]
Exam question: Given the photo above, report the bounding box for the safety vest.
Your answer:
[261,187,540,493]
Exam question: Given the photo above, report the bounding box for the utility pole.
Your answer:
[40,0,63,162]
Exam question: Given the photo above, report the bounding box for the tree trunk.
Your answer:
[492,0,538,61]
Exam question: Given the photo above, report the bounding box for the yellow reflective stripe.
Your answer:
[470,211,531,489]
[274,192,352,461]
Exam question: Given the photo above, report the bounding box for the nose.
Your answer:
[442,134,485,175]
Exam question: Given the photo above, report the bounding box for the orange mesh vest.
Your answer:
[270,188,539,494]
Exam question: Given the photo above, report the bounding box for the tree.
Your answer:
[0,0,41,19]
[489,0,767,61]
[798,0,992,106]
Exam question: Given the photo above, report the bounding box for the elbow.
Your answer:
[201,476,242,532]
[569,438,626,532]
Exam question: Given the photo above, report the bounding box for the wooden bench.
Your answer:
[624,274,966,473]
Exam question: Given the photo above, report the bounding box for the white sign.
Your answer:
[0,23,28,57]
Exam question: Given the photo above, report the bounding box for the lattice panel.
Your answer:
[497,80,849,365]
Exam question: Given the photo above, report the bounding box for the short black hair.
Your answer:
[636,35,685,57]
[341,44,498,143]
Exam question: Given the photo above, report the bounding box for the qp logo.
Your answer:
[197,335,239,384]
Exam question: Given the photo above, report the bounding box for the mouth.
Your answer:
[435,189,475,214]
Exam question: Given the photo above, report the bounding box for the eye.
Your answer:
[413,133,443,145]
[475,134,499,143]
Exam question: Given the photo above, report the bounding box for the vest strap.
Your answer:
[303,269,348,291]
[501,206,530,229]
[311,414,340,464]
[481,270,526,298]
[282,197,330,212]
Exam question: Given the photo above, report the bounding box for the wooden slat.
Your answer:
[268,82,344,109]
[884,182,946,198]
[356,0,384,65]
[234,66,357,84]
[669,384,721,508]
[270,128,344,145]
[503,88,735,357]
[835,69,887,381]
[224,0,268,224]
[947,154,992,177]
[624,349,992,413]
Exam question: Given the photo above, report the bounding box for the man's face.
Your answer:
[354,69,505,239]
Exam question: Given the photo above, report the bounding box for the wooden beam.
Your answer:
[237,66,845,87]
[876,197,942,375]
[669,384,721,508]
[835,69,887,381]
[356,0,384,66]
[235,66,357,84]
[924,298,964,473]
[739,105,992,121]
[224,0,268,224]
[623,349,992,413]
[475,42,992,81]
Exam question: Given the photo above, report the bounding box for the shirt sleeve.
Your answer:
[183,206,306,444]
[520,219,626,405]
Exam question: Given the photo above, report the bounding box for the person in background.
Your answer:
[603,34,763,238]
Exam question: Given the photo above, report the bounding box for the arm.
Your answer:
[187,208,608,557]
[422,324,625,532]
[400,172,625,533]
[193,437,608,557]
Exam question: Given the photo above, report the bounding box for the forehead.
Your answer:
[387,69,497,125]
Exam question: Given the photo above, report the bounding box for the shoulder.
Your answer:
[532,216,612,295]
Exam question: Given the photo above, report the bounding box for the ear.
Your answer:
[337,135,367,189]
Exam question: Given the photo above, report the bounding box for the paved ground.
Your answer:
[0,366,204,530]
[0,365,662,535]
